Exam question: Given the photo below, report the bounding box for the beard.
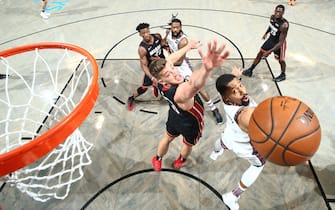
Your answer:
[172,31,182,38]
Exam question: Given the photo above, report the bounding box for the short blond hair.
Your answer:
[149,58,166,79]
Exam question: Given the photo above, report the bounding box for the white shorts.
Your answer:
[176,61,192,80]
[221,132,265,167]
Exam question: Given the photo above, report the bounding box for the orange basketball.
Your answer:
[249,96,321,166]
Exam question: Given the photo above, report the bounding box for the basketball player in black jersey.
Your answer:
[243,4,289,82]
[127,23,166,111]
[149,39,229,171]
[164,18,224,125]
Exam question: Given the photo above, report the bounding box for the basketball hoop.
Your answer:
[0,42,99,201]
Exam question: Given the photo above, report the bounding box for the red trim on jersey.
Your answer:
[189,101,204,130]
[185,100,204,145]
[162,86,171,91]
[193,100,205,116]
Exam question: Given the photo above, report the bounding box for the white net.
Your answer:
[0,45,96,202]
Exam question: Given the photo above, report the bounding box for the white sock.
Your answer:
[214,138,222,152]
[206,99,216,111]
[232,182,246,197]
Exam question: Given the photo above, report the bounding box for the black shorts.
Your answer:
[166,113,202,146]
[142,74,153,87]
[261,39,286,60]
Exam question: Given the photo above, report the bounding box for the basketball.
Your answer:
[249,96,321,166]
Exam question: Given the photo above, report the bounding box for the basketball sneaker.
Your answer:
[127,96,135,111]
[222,192,240,210]
[212,108,224,125]
[242,68,253,77]
[210,148,224,161]
[152,156,162,171]
[273,73,286,82]
[210,138,226,160]
[40,11,50,19]
[153,86,159,97]
[173,154,186,169]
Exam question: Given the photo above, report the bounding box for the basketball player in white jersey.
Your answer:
[164,18,224,124]
[210,67,266,210]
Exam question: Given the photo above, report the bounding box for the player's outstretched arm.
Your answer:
[175,40,230,111]
[166,39,200,66]
[198,40,230,72]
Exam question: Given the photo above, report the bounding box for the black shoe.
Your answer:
[242,68,253,77]
[212,108,224,125]
[273,73,286,82]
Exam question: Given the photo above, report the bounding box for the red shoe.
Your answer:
[153,86,158,97]
[173,154,186,169]
[152,156,162,171]
[127,96,135,111]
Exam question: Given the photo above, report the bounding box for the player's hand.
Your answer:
[161,39,168,47]
[198,40,230,71]
[162,44,172,54]
[262,33,268,40]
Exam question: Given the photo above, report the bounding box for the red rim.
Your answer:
[0,42,99,177]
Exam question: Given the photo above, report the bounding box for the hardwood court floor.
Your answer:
[0,1,334,209]
[0,59,328,209]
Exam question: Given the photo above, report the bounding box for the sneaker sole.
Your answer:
[242,71,252,77]
[222,193,239,210]
[172,161,185,169]
[273,78,286,82]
